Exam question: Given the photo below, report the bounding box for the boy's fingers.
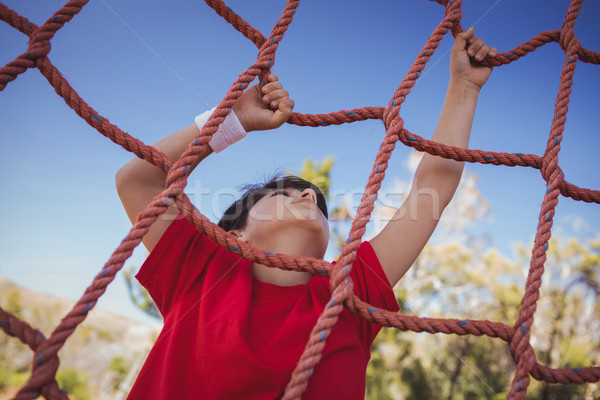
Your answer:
[279,97,294,114]
[262,82,282,93]
[474,44,491,61]
[459,27,474,40]
[268,89,289,100]
[272,97,295,110]
[455,27,474,48]
[269,97,294,127]
[263,88,289,105]
[269,73,278,82]
[467,37,484,57]
[454,27,497,64]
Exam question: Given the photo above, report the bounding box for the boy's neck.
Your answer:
[249,227,325,287]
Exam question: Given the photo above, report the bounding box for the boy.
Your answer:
[116,27,497,399]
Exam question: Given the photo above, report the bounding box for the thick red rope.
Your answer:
[0,0,598,398]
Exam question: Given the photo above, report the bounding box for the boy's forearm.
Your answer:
[433,79,480,148]
[413,79,480,205]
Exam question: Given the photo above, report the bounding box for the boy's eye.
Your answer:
[272,190,289,197]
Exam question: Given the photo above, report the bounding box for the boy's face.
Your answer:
[239,187,329,256]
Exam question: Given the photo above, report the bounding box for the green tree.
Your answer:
[520,236,600,400]
[401,359,436,399]
[295,157,355,256]
[56,368,91,400]
[295,158,334,200]
[362,153,599,398]
[4,289,23,320]
[108,355,131,392]
[123,264,161,320]
[367,231,599,398]
[0,287,29,392]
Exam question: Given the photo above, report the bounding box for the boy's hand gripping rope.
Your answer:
[0,0,599,398]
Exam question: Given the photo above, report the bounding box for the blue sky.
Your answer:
[0,0,598,325]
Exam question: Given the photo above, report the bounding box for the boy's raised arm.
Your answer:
[115,74,294,252]
[370,28,498,287]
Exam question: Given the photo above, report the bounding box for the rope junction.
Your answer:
[1,0,599,398]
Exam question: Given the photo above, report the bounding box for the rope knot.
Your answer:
[26,30,52,61]
[162,179,187,199]
[558,27,582,56]
[383,99,406,133]
[558,0,582,54]
[256,40,277,85]
[540,161,565,189]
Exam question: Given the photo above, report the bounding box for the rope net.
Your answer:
[0,0,598,398]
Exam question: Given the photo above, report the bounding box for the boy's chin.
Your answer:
[268,219,328,240]
[289,218,327,233]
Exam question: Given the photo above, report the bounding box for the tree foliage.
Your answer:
[56,368,91,400]
[360,153,600,399]
[295,158,334,200]
[123,264,161,321]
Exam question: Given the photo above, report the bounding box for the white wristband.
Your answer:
[194,107,247,153]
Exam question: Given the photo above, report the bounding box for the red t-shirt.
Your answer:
[129,214,399,399]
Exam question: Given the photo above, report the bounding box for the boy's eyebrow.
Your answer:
[272,187,300,194]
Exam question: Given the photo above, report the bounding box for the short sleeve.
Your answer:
[135,214,221,316]
[348,241,400,344]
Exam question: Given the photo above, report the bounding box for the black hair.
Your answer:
[217,174,328,232]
